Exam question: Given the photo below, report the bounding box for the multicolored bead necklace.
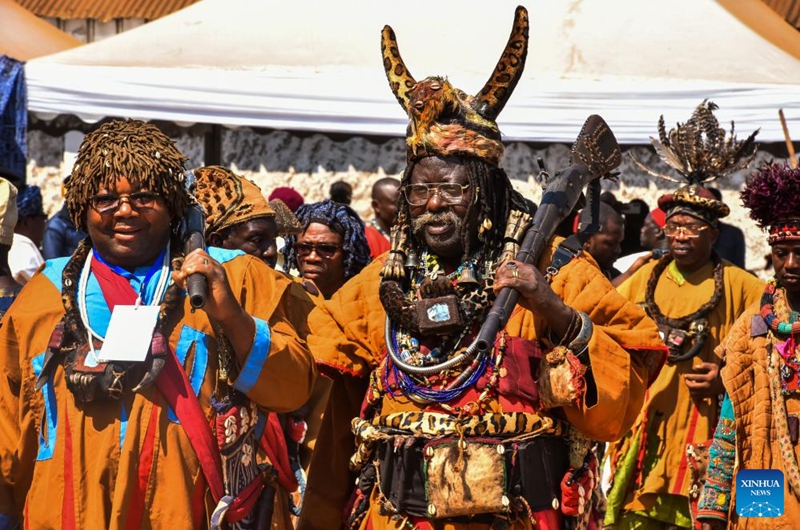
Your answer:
[761,279,800,336]
[761,279,800,395]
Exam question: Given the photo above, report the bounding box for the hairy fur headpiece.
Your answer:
[194,165,274,238]
[742,162,800,244]
[632,101,759,225]
[66,119,189,232]
[381,6,529,165]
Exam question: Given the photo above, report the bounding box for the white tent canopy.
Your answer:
[24,0,800,144]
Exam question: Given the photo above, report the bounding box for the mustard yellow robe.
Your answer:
[609,259,763,525]
[0,248,317,530]
[300,239,666,530]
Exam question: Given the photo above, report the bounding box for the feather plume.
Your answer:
[637,100,759,185]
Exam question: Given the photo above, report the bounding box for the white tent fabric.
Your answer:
[24,0,800,144]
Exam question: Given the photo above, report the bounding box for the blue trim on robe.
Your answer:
[233,318,271,395]
[119,401,128,452]
[167,325,210,423]
[31,353,57,461]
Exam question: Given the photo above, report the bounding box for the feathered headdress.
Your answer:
[742,162,800,244]
[381,6,529,165]
[632,100,759,224]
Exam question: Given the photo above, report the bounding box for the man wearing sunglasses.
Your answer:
[0,120,317,530]
[606,103,765,530]
[300,7,666,530]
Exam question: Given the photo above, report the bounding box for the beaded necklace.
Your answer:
[761,279,800,395]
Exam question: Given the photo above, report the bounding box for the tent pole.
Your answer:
[204,124,222,166]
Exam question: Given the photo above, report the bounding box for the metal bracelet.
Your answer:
[567,311,593,357]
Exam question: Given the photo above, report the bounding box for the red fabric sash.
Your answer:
[89,254,291,523]
[90,256,138,310]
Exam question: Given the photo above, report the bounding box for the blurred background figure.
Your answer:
[364,177,400,258]
[328,180,353,206]
[0,177,20,318]
[269,198,303,272]
[613,206,669,286]
[9,184,45,285]
[618,198,650,256]
[269,186,305,213]
[42,185,87,259]
[581,201,626,279]
[708,186,746,268]
[284,199,370,299]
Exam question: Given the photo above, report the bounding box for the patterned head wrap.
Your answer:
[193,165,274,237]
[66,119,189,232]
[16,184,44,219]
[632,101,758,227]
[0,178,18,246]
[269,199,302,236]
[381,7,529,166]
[741,162,800,244]
[283,199,371,281]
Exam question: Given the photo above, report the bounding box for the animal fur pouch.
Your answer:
[423,438,509,518]
[538,345,587,410]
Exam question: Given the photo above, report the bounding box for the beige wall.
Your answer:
[27,127,787,279]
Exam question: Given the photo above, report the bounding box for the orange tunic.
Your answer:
[300,239,665,530]
[0,248,317,530]
[610,259,763,523]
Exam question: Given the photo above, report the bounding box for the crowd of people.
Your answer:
[0,6,799,530]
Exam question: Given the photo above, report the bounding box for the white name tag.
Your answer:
[98,305,160,363]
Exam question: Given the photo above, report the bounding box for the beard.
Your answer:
[411,210,464,259]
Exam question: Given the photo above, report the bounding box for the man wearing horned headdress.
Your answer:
[299,7,664,530]
[0,120,317,529]
[605,102,764,530]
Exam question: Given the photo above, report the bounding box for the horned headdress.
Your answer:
[381,5,529,165]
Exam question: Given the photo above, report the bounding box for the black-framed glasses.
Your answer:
[403,183,470,206]
[295,242,341,259]
[663,223,710,238]
[90,192,161,214]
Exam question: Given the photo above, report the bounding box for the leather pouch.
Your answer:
[423,438,509,518]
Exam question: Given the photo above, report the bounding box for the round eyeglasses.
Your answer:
[90,192,160,214]
[403,183,470,206]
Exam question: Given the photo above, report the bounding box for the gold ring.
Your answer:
[512,269,519,279]
[203,258,209,266]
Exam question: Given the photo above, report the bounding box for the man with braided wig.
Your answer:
[299,7,665,530]
[605,102,765,530]
[0,120,317,530]
[695,163,800,529]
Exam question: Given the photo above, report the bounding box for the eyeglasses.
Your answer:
[90,192,161,214]
[663,223,710,238]
[295,242,341,259]
[403,183,470,206]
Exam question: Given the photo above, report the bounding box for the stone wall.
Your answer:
[27,126,790,279]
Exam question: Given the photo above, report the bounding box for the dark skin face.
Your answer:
[296,222,345,299]
[639,213,665,250]
[773,241,800,309]
[584,219,624,272]
[209,216,278,268]
[666,214,718,274]
[85,176,173,271]
[408,156,478,267]
[372,182,401,233]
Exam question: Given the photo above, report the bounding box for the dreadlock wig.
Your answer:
[741,162,800,244]
[66,120,189,233]
[631,100,759,226]
[283,199,371,280]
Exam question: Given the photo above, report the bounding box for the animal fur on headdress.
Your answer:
[632,101,759,224]
[381,6,529,165]
[193,165,274,237]
[742,162,800,243]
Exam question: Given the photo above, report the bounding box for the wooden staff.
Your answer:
[779,109,798,169]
